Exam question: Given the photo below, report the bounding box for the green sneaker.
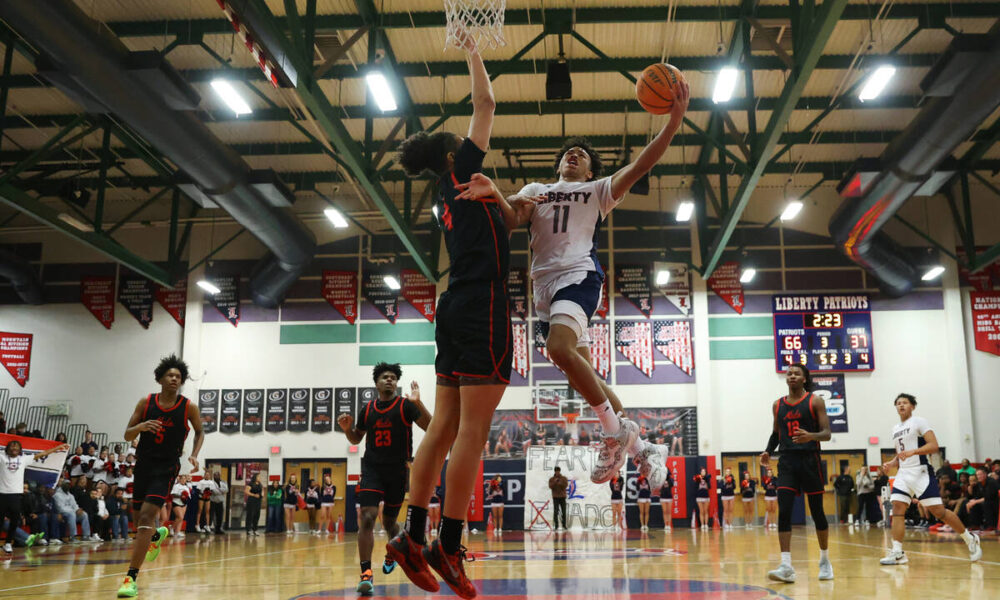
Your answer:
[25,533,38,548]
[145,526,169,563]
[116,576,138,598]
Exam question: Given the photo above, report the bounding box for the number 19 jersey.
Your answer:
[519,177,622,282]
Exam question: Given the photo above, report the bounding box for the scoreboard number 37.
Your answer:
[772,294,875,373]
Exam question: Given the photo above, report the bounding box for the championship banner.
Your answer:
[198,389,219,433]
[653,320,694,376]
[401,269,436,322]
[288,388,310,432]
[322,270,359,324]
[666,456,687,520]
[615,264,653,317]
[118,275,154,328]
[220,389,242,434]
[654,261,691,315]
[707,261,744,314]
[311,387,333,432]
[156,279,187,327]
[334,387,358,433]
[596,267,610,319]
[956,248,994,291]
[507,268,528,320]
[242,389,264,433]
[265,389,287,432]
[524,446,612,529]
[512,322,529,378]
[812,374,848,433]
[0,331,32,387]
[0,434,68,488]
[208,275,240,327]
[533,321,552,363]
[615,320,654,377]
[362,264,399,324]
[81,275,115,329]
[971,292,1000,356]
[588,322,611,380]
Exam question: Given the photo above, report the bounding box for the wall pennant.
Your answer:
[0,331,32,387]
[208,275,240,326]
[653,320,694,376]
[615,320,654,377]
[707,261,744,314]
[956,248,995,291]
[971,292,1000,356]
[588,322,611,380]
[533,321,553,363]
[118,274,154,328]
[654,261,691,315]
[81,276,115,329]
[362,263,399,324]
[512,322,529,378]
[401,269,436,322]
[615,264,653,317]
[507,268,529,320]
[156,279,187,327]
[322,270,359,324]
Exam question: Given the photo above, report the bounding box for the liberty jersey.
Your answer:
[775,393,821,452]
[892,416,933,469]
[135,394,190,461]
[519,177,621,282]
[357,396,421,466]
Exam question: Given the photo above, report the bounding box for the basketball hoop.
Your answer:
[564,412,579,440]
[443,0,507,51]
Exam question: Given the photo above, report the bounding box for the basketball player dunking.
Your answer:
[338,363,430,596]
[759,364,833,583]
[117,354,204,598]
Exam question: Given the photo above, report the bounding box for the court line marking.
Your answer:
[792,533,1000,567]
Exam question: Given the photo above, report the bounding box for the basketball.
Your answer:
[636,63,686,115]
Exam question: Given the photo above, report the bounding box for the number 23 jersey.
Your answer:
[356,396,421,466]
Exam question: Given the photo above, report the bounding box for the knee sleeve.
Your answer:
[807,493,829,531]
[777,489,795,532]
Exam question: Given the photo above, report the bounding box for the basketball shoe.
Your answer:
[116,576,138,598]
[633,444,669,490]
[386,530,440,592]
[356,569,374,595]
[880,549,908,565]
[818,557,834,580]
[591,416,639,484]
[967,532,982,562]
[145,527,169,562]
[767,563,796,583]
[423,539,476,599]
[382,556,397,574]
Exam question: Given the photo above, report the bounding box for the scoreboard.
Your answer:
[772,294,875,373]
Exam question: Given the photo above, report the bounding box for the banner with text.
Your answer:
[288,388,310,432]
[0,434,68,488]
[363,264,399,323]
[0,331,32,387]
[956,248,995,291]
[118,275,154,328]
[812,373,848,433]
[81,276,115,329]
[654,261,691,315]
[653,320,694,376]
[220,389,242,434]
[508,268,528,320]
[198,390,219,433]
[265,389,287,432]
[666,456,687,520]
[707,261,744,314]
[589,322,611,380]
[334,387,358,433]
[156,279,187,327]
[401,269,436,322]
[971,292,1000,356]
[322,270,359,324]
[615,264,653,317]
[208,275,240,326]
[615,320,654,377]
[512,322,529,379]
[524,446,613,529]
[311,387,333,432]
[242,389,264,433]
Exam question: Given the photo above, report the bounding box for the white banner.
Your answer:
[524,445,613,530]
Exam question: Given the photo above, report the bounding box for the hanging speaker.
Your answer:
[546,60,572,100]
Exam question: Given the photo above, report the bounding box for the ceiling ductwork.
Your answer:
[0,247,43,305]
[0,0,316,308]
[829,31,1000,297]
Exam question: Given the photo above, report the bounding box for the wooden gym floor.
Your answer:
[0,526,995,599]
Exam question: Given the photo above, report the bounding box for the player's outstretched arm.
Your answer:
[465,38,495,151]
[187,402,205,473]
[406,381,433,431]
[760,400,780,467]
[455,173,538,231]
[609,80,690,200]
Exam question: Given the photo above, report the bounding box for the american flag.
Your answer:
[588,323,611,380]
[533,321,551,362]
[653,320,694,376]
[615,320,654,377]
[512,322,529,378]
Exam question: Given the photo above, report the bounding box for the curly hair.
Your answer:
[397,131,462,178]
[553,136,603,181]
[372,362,402,384]
[154,353,189,384]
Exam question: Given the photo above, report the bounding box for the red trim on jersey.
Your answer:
[783,391,811,407]
[777,486,799,493]
[143,394,153,420]
[808,394,817,421]
[154,393,179,413]
[435,372,458,381]
[450,173,459,187]
[805,490,825,495]
[145,494,169,500]
[399,397,410,426]
[183,397,191,433]
[372,396,401,414]
[384,501,403,507]
[357,488,383,495]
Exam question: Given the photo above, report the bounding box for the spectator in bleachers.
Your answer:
[0,411,6,433]
[13,422,28,436]
[266,480,283,533]
[92,484,110,540]
[958,459,976,478]
[30,429,43,439]
[209,471,228,534]
[53,481,94,543]
[125,439,137,459]
[91,449,110,487]
[81,431,98,455]
[81,445,97,481]
[67,446,86,484]
[21,482,50,546]
[40,486,62,544]
[54,433,67,444]
[935,453,957,482]
[73,479,101,541]
[106,487,129,542]
[0,439,68,553]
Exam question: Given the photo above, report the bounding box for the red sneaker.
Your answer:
[386,531,439,592]
[423,539,477,599]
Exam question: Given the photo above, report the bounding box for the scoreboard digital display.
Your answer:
[772,294,875,373]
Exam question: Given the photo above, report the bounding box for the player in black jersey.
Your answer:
[759,364,833,584]
[117,354,204,598]
[338,363,430,596]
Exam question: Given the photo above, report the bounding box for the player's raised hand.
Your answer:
[408,381,421,402]
[668,79,690,125]
[337,413,354,431]
[759,451,770,467]
[455,173,499,201]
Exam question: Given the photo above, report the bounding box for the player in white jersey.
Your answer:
[880,394,981,565]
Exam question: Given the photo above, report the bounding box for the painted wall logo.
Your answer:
[567,479,584,500]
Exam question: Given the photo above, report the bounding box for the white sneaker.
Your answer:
[51,539,63,545]
[591,416,639,484]
[90,534,102,542]
[767,563,796,583]
[968,533,982,562]
[633,443,669,490]
[818,557,834,580]
[880,550,908,565]
[641,525,648,532]
[2,543,11,553]
[40,539,49,546]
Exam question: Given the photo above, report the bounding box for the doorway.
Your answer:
[203,459,269,530]
[283,459,347,531]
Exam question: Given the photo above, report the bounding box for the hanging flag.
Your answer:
[401,268,436,322]
[288,388,310,432]
[156,279,187,327]
[653,320,694,376]
[596,267,610,318]
[334,388,358,433]
[533,321,552,363]
[242,389,264,433]
[265,389,287,432]
[615,264,653,317]
[363,264,398,324]
[198,390,219,434]
[654,261,691,315]
[588,322,611,380]
[512,322,529,378]
[118,275,154,328]
[508,268,529,320]
[956,248,994,291]
[0,331,32,387]
[615,320,654,377]
[708,261,744,314]
[311,388,334,432]
[208,275,240,326]
[970,292,1000,356]
[81,276,115,329]
[321,270,358,324]
[219,389,242,434]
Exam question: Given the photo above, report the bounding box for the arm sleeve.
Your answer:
[595,176,623,218]
[765,431,779,454]
[454,138,486,183]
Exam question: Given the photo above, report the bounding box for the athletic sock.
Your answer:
[819,549,829,562]
[406,505,428,545]
[780,552,792,567]
[361,560,372,574]
[595,400,619,434]
[628,436,647,456]
[891,540,902,553]
[960,530,973,544]
[127,568,139,581]
[439,516,464,554]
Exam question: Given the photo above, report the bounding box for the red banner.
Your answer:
[971,291,1000,356]
[467,460,485,522]
[401,268,436,322]
[596,266,610,318]
[156,279,187,327]
[322,270,358,324]
[512,322,529,378]
[615,320,654,377]
[81,276,115,329]
[708,261,744,314]
[957,248,995,291]
[706,456,719,521]
[588,322,611,380]
[0,332,32,387]
[666,456,686,520]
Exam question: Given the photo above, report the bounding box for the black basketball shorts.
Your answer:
[776,451,825,495]
[132,459,180,509]
[435,280,512,386]
[358,461,408,508]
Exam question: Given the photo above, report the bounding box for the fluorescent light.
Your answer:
[197,280,221,295]
[210,79,252,115]
[739,267,756,283]
[365,72,397,112]
[712,67,739,103]
[921,265,945,281]
[323,208,349,228]
[858,66,896,102]
[383,275,401,290]
[432,205,439,218]
[675,201,694,222]
[57,212,93,232]
[655,270,671,286]
[780,200,804,221]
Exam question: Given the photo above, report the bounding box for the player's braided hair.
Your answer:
[789,363,812,392]
[895,393,917,407]
[553,136,603,181]
[397,131,462,178]
[154,353,189,384]
[372,362,402,384]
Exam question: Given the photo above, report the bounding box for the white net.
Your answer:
[443,0,507,51]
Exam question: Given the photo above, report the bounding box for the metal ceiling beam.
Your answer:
[701,0,851,278]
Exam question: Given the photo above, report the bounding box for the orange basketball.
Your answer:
[636,63,686,115]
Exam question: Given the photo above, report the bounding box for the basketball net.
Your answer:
[564,413,579,441]
[443,0,507,51]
